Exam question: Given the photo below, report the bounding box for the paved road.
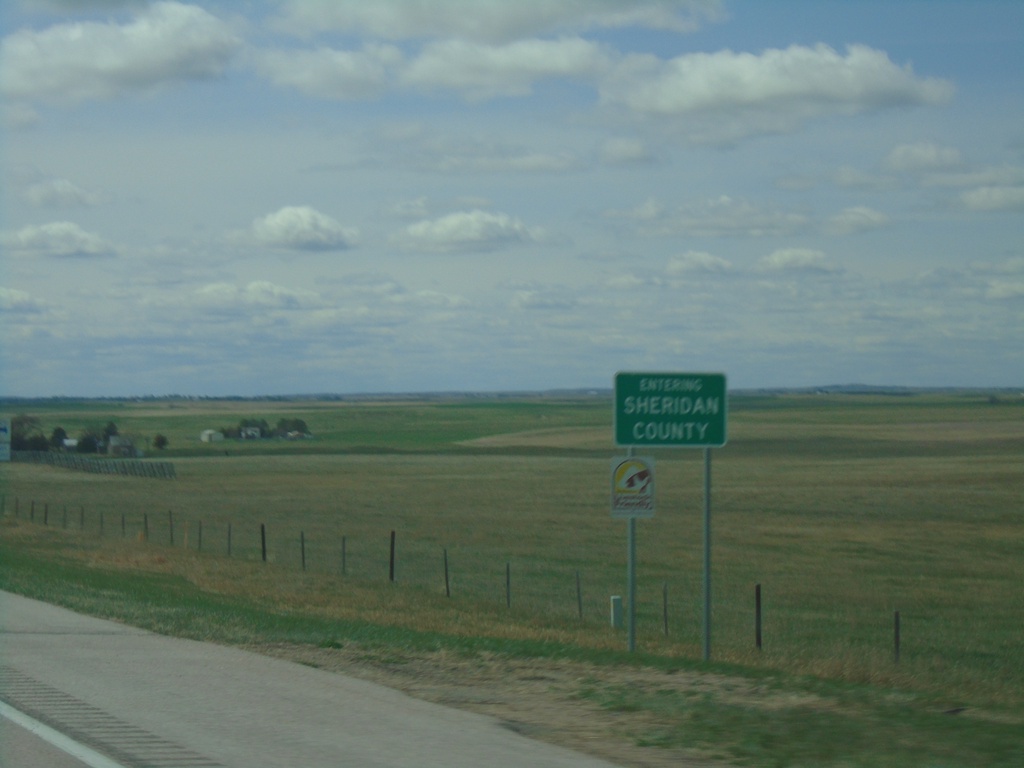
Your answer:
[0,713,91,768]
[0,591,620,768]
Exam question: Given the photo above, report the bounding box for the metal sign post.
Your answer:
[611,454,654,653]
[613,372,726,658]
[627,515,637,652]
[702,447,712,661]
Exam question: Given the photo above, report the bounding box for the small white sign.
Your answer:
[611,456,654,518]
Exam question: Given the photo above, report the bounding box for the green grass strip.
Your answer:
[3,535,1023,767]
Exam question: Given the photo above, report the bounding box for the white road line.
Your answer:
[0,700,128,768]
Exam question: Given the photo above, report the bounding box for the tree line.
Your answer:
[8,415,168,453]
[215,417,311,439]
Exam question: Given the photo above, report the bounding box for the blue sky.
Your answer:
[1,1,1021,396]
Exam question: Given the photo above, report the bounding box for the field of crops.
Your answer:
[2,391,1022,765]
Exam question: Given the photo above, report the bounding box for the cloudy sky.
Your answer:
[2,1,1021,397]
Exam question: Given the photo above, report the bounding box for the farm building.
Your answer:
[200,429,224,443]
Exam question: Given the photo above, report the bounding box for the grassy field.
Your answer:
[2,391,1022,766]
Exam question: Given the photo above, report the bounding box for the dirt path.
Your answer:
[252,643,729,768]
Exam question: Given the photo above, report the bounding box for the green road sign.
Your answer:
[614,372,727,447]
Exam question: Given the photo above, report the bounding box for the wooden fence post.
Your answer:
[576,571,583,620]
[663,582,669,636]
[756,583,763,651]
[894,610,901,663]
[389,530,396,582]
[444,548,450,597]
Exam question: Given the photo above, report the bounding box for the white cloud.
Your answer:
[0,287,47,313]
[23,178,102,207]
[666,251,732,274]
[758,248,839,273]
[884,142,962,172]
[600,44,953,142]
[406,136,578,173]
[924,166,1024,189]
[398,210,544,252]
[17,1,144,11]
[600,137,654,165]
[390,290,471,310]
[826,206,890,235]
[195,281,322,310]
[251,206,358,251]
[2,101,39,129]
[256,44,402,100]
[961,186,1024,212]
[272,0,723,42]
[605,273,652,290]
[433,151,577,173]
[626,195,809,237]
[833,165,896,190]
[390,197,430,219]
[403,37,611,99]
[511,289,577,310]
[0,2,241,104]
[1,221,115,257]
[986,280,1024,300]
[614,197,665,221]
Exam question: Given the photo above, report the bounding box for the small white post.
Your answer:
[610,595,623,629]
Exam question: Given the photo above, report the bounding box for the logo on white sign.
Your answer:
[611,457,654,518]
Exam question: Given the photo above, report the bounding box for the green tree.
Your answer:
[11,414,42,450]
[238,418,269,437]
[103,421,119,439]
[22,434,50,451]
[77,430,101,453]
[49,426,68,449]
[275,418,309,436]
[153,434,169,450]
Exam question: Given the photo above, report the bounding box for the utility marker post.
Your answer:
[614,372,727,658]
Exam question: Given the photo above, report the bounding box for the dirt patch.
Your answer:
[249,642,735,768]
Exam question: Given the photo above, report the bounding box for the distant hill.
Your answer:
[1,384,1020,407]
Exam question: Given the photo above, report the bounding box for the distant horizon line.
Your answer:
[2,383,1022,403]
